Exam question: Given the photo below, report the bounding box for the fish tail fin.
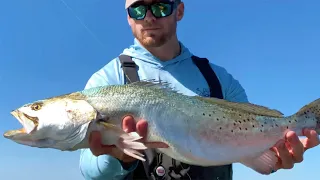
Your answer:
[294,98,320,135]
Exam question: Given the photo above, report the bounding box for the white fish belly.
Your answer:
[155,128,282,166]
[142,106,286,166]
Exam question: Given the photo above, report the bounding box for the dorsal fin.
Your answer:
[195,96,284,118]
[295,98,320,116]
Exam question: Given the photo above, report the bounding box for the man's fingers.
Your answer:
[302,128,320,151]
[89,131,128,160]
[122,115,136,133]
[88,117,152,162]
[286,131,304,163]
[136,120,148,137]
[276,141,294,169]
[89,131,115,156]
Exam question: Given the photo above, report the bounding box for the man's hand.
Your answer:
[271,128,320,171]
[88,115,168,163]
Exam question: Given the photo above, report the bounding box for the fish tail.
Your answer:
[294,98,320,135]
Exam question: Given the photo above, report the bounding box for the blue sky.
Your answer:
[0,0,319,179]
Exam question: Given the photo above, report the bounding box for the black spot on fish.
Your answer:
[239,127,242,130]
[231,130,234,133]
[289,121,291,123]
[287,126,289,129]
[243,120,246,122]
[217,118,219,121]
[252,125,255,127]
[219,127,222,130]
[245,128,248,130]
[239,121,242,124]
[260,130,263,132]
[234,123,236,126]
[209,114,211,117]
[203,113,205,116]
[264,122,267,125]
[261,125,264,127]
[276,124,279,127]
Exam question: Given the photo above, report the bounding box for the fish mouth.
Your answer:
[4,110,39,138]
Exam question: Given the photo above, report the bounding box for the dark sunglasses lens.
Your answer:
[128,5,147,20]
[151,3,173,18]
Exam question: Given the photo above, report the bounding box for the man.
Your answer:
[79,0,320,179]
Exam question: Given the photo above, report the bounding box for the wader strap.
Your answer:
[119,54,140,83]
[191,55,223,99]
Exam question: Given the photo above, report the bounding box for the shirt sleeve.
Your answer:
[79,64,139,180]
[209,63,249,103]
[222,74,249,103]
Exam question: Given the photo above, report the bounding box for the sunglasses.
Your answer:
[127,1,179,20]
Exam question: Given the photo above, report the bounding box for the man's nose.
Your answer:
[144,9,156,22]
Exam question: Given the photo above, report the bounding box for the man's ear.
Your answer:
[127,14,133,26]
[176,2,184,21]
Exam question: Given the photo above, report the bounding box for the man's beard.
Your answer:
[133,23,176,48]
[139,32,168,47]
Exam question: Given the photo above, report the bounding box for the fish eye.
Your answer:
[31,103,42,111]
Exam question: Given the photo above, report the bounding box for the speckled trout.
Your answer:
[3,80,320,175]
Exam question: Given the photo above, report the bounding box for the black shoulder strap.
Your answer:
[119,54,140,84]
[191,55,223,99]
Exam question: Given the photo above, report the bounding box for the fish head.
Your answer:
[4,93,97,150]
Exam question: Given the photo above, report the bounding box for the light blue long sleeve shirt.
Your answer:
[79,39,249,180]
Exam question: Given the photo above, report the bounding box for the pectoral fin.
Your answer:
[97,121,147,161]
[240,149,278,175]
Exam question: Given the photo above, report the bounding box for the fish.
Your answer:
[3,80,320,175]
